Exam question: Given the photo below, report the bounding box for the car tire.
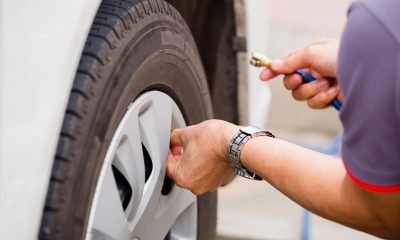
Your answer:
[39,0,216,239]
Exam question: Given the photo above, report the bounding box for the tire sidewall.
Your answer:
[60,11,215,240]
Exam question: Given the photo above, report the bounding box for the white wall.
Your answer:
[246,0,272,127]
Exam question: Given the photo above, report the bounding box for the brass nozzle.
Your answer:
[250,52,272,68]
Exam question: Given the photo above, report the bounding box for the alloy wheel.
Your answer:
[85,91,197,240]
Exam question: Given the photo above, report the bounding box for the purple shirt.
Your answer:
[338,0,400,191]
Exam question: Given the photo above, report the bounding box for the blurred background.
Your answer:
[217,0,379,239]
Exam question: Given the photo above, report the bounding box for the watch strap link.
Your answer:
[228,128,275,180]
[228,133,262,180]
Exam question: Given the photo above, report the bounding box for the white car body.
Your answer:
[0,1,270,239]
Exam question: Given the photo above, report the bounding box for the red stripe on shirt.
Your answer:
[342,160,400,192]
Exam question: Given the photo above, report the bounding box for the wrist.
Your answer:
[219,122,241,161]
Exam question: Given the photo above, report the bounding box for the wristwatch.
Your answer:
[227,126,275,180]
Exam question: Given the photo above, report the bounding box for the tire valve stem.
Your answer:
[249,52,272,68]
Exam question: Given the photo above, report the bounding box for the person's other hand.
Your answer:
[166,120,239,195]
[260,39,344,109]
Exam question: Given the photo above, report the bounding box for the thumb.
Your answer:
[166,150,178,179]
[170,128,185,147]
[270,48,312,74]
[167,128,185,180]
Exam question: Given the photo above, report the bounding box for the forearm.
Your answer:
[168,120,400,238]
[240,136,399,238]
[241,137,348,220]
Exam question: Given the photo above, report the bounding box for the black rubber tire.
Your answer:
[39,0,216,239]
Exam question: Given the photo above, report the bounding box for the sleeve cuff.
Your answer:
[343,160,400,192]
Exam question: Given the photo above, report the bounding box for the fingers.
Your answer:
[270,47,313,75]
[267,39,338,76]
[286,73,341,109]
[307,86,340,109]
[260,47,315,82]
[170,128,185,147]
[260,68,278,81]
[283,74,303,90]
[166,150,178,179]
[166,147,186,187]
[167,128,185,183]
[291,79,330,100]
[171,145,183,156]
[259,49,313,81]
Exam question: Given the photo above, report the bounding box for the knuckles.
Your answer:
[307,98,328,109]
[307,100,319,109]
[173,172,211,196]
[292,90,304,101]
[192,188,206,196]
[174,173,190,189]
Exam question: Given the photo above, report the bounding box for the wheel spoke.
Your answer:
[128,94,175,236]
[138,93,173,167]
[114,116,146,220]
[157,187,197,229]
[133,186,196,239]
[114,109,146,186]
[169,194,197,240]
[114,134,144,188]
[89,163,130,239]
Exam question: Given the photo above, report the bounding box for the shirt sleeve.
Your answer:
[338,1,400,191]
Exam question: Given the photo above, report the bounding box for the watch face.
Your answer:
[240,126,262,135]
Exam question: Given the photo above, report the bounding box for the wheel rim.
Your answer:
[85,91,197,240]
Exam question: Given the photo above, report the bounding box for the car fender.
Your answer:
[0,0,101,239]
[0,0,272,238]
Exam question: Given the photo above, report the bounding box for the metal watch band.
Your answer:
[227,126,275,180]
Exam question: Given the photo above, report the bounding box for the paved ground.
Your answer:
[217,177,378,240]
[216,0,382,239]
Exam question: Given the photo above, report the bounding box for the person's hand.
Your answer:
[260,39,344,108]
[166,120,239,195]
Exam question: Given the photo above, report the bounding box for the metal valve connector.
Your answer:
[250,52,272,68]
